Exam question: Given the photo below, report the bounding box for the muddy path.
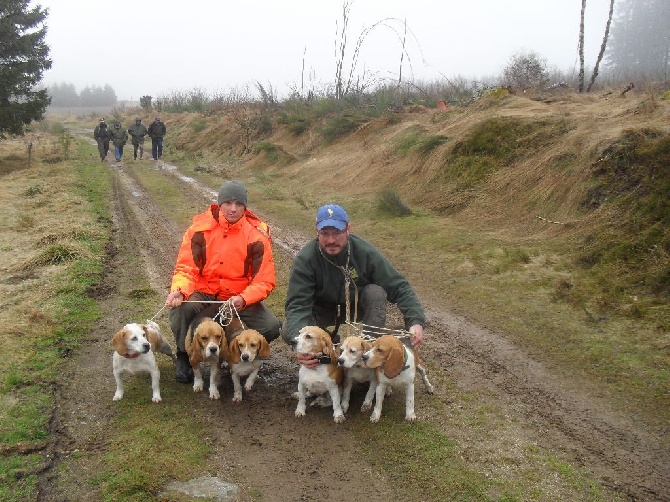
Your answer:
[40,155,669,501]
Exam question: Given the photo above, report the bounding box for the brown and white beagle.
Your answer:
[111,320,175,403]
[226,328,271,402]
[337,335,377,414]
[294,326,345,423]
[362,334,434,422]
[185,317,229,400]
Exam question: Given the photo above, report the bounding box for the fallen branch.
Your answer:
[536,215,566,225]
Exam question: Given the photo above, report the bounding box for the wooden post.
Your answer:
[28,142,33,167]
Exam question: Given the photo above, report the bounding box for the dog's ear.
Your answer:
[229,338,241,364]
[382,342,404,379]
[112,328,128,356]
[322,337,339,362]
[143,325,158,352]
[257,333,271,359]
[189,329,203,366]
[218,328,230,362]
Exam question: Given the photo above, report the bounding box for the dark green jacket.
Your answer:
[93,123,110,141]
[109,125,128,146]
[127,122,148,141]
[284,234,425,341]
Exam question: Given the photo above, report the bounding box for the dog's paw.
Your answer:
[243,383,253,392]
[152,395,162,403]
[333,413,346,423]
[404,413,417,422]
[209,389,220,400]
[232,393,242,403]
[425,383,435,394]
[370,410,381,423]
[341,401,350,413]
[295,405,306,417]
[360,401,372,412]
[113,392,123,401]
[385,387,393,397]
[193,383,203,393]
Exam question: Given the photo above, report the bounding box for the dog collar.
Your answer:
[315,353,332,364]
[123,353,141,359]
[400,346,410,372]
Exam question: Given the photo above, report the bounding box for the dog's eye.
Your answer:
[250,343,257,349]
[131,336,137,341]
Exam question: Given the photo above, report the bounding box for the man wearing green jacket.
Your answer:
[127,116,148,160]
[281,204,425,368]
[109,121,128,162]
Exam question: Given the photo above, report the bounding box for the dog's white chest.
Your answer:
[299,365,334,393]
[113,352,157,375]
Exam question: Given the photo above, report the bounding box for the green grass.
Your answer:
[0,140,111,501]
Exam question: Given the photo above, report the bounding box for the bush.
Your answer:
[502,51,549,91]
[376,188,411,216]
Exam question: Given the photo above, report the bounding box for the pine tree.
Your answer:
[0,1,52,138]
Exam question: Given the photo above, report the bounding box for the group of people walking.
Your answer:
[93,116,167,162]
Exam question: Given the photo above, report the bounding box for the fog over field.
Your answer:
[38,0,613,100]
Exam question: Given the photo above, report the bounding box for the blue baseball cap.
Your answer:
[316,204,349,231]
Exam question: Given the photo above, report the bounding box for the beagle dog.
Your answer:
[294,326,345,423]
[112,320,175,403]
[362,334,434,422]
[225,329,271,402]
[337,335,377,413]
[185,317,229,400]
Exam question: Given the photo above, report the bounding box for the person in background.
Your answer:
[109,121,128,162]
[281,203,426,369]
[147,116,166,160]
[164,180,281,382]
[93,118,110,161]
[127,116,148,160]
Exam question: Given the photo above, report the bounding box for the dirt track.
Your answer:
[40,155,669,501]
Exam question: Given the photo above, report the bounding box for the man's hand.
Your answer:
[165,290,184,308]
[408,324,424,348]
[296,351,319,369]
[230,295,246,310]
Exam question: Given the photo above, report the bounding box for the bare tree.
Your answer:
[586,0,616,92]
[578,0,586,92]
[333,0,419,100]
[334,0,352,99]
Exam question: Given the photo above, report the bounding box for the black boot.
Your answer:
[175,351,193,383]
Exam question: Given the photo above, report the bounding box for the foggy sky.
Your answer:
[36,0,614,101]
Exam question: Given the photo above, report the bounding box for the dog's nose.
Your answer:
[142,343,151,353]
[362,354,369,362]
[242,354,249,361]
[209,347,218,354]
[337,357,345,366]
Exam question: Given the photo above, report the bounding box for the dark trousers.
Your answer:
[169,291,281,352]
[280,284,387,344]
[96,139,109,159]
[151,138,163,159]
[132,138,144,158]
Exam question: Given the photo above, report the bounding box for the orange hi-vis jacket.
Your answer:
[170,205,276,306]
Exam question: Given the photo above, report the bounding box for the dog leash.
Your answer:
[147,299,246,330]
[345,321,413,342]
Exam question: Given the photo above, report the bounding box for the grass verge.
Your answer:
[0,138,110,501]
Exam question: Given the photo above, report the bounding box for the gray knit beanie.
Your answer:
[217,180,247,206]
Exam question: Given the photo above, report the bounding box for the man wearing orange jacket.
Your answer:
[165,180,281,382]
